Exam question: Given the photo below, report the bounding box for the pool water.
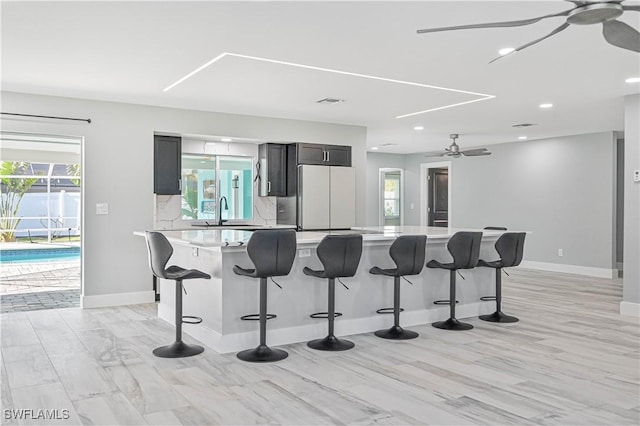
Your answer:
[0,247,80,263]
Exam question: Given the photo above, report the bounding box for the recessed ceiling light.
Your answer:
[539,103,553,109]
[625,77,640,83]
[518,136,527,140]
[498,47,515,56]
[371,147,379,150]
[414,126,424,131]
[221,138,233,142]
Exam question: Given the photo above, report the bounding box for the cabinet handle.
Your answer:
[327,151,330,162]
[268,181,271,193]
[322,151,326,161]
[178,179,182,191]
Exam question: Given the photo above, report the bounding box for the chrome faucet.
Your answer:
[218,196,229,226]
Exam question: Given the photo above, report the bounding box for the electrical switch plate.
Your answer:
[634,170,640,182]
[299,249,311,257]
[192,247,199,257]
[558,249,564,257]
[96,203,109,215]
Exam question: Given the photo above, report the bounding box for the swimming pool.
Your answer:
[0,247,80,263]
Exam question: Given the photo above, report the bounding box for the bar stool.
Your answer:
[427,231,482,331]
[478,232,526,323]
[369,235,427,340]
[233,229,296,362]
[304,234,363,351]
[145,231,211,358]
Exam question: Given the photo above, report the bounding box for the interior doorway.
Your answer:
[0,131,82,313]
[379,168,403,226]
[420,162,451,227]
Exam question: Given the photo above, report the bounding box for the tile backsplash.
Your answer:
[154,194,277,230]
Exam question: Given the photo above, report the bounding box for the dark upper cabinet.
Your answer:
[294,143,351,167]
[258,143,286,196]
[154,135,181,195]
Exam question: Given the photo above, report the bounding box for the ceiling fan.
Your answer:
[417,0,640,63]
[424,134,492,158]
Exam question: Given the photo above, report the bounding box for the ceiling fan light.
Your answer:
[498,47,515,56]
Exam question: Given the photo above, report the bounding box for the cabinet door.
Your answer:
[297,143,326,165]
[266,143,286,196]
[154,135,181,195]
[258,143,286,196]
[325,145,351,166]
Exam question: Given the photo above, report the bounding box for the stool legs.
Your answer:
[153,280,205,358]
[237,277,288,362]
[432,271,473,331]
[375,277,418,340]
[479,268,519,323]
[308,278,354,351]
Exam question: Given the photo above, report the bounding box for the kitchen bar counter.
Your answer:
[137,226,507,353]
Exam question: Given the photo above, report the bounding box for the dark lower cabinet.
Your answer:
[154,135,181,195]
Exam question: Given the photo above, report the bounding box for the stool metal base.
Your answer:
[479,311,519,323]
[237,345,288,363]
[374,325,419,340]
[153,341,204,358]
[432,318,474,331]
[307,335,354,351]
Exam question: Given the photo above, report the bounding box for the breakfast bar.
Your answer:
[138,226,504,353]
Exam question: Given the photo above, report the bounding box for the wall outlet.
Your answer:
[299,249,311,257]
[410,203,414,210]
[192,247,199,257]
[96,203,109,215]
[557,248,564,257]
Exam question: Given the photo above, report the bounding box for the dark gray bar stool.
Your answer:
[478,232,526,323]
[427,231,482,331]
[369,235,427,340]
[233,229,296,362]
[304,234,363,351]
[145,231,211,358]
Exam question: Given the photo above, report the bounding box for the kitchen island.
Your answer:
[137,226,506,353]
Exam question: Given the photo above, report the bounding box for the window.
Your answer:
[181,154,253,221]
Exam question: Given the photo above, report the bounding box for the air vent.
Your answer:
[316,98,345,104]
[512,123,537,128]
[379,143,397,147]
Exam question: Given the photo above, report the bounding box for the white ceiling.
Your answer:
[1,1,638,153]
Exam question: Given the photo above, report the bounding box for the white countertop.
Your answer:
[135,226,507,248]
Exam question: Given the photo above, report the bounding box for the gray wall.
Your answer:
[623,94,640,305]
[616,138,624,268]
[365,152,406,226]
[404,132,617,270]
[1,91,367,301]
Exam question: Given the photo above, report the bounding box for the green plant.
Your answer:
[0,162,39,242]
[66,163,81,187]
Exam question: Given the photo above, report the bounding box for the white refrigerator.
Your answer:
[297,165,355,230]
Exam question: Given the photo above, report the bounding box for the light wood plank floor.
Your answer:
[1,269,639,425]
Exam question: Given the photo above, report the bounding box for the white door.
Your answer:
[299,165,330,229]
[330,166,355,229]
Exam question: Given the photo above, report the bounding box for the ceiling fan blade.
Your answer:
[424,151,448,157]
[462,151,492,157]
[460,148,489,155]
[490,22,571,63]
[622,6,640,12]
[603,19,640,52]
[417,9,573,34]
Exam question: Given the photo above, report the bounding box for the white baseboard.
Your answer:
[518,260,616,279]
[159,302,495,354]
[620,301,640,317]
[82,290,155,309]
